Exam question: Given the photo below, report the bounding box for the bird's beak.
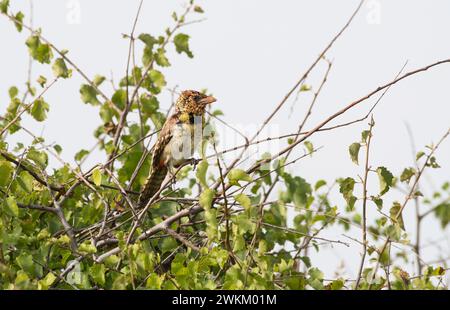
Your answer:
[198,95,216,105]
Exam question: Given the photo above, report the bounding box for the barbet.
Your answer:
[138,90,216,207]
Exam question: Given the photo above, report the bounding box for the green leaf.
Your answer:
[434,201,450,228]
[52,58,71,78]
[16,253,35,275]
[25,35,53,64]
[413,190,423,198]
[162,238,179,255]
[432,266,446,276]
[339,177,356,210]
[79,242,97,254]
[28,84,37,96]
[390,202,405,230]
[93,75,106,86]
[257,152,272,173]
[400,167,416,183]
[194,5,204,13]
[304,141,314,154]
[146,273,163,289]
[376,166,394,196]
[349,142,361,165]
[149,69,166,89]
[5,196,19,217]
[142,46,153,67]
[141,70,166,94]
[74,149,89,162]
[309,267,324,280]
[196,160,209,188]
[89,264,106,286]
[416,151,425,161]
[14,271,30,288]
[8,86,18,99]
[299,256,311,268]
[286,175,312,208]
[228,168,252,186]
[212,109,224,117]
[205,209,219,240]
[55,235,70,246]
[37,76,47,87]
[17,171,33,193]
[314,180,327,191]
[80,84,100,105]
[200,189,217,240]
[111,89,127,110]
[0,0,9,14]
[99,104,114,123]
[141,95,159,116]
[199,188,215,210]
[173,33,193,58]
[138,33,158,49]
[427,156,440,169]
[7,96,21,114]
[308,267,324,290]
[38,273,56,289]
[372,196,383,209]
[155,48,170,67]
[14,11,24,32]
[300,84,311,92]
[361,130,370,143]
[53,144,62,154]
[92,168,102,186]
[27,148,48,169]
[30,98,49,122]
[235,193,252,211]
[150,112,166,129]
[331,279,345,290]
[0,160,14,187]
[119,67,142,87]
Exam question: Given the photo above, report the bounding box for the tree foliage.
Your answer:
[0,0,449,290]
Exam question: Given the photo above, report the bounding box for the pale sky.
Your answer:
[1,0,449,284]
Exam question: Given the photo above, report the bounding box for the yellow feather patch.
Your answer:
[179,112,190,123]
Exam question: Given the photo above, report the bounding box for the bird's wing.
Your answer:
[138,113,179,208]
[151,113,179,169]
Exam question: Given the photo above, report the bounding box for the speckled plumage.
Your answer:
[138,90,216,208]
[175,90,212,115]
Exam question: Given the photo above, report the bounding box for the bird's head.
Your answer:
[175,90,216,116]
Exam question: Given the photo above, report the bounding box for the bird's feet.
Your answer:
[189,157,200,170]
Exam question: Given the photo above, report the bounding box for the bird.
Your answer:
[138,90,216,208]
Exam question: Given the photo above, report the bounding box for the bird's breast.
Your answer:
[165,122,201,168]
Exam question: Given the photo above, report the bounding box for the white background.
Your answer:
[1,0,449,284]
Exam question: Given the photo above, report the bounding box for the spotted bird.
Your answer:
[138,90,216,207]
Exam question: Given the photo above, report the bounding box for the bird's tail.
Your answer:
[138,166,168,208]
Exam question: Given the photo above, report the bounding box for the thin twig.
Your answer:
[368,128,450,288]
[355,116,375,288]
[3,13,112,108]
[247,59,450,175]
[0,78,58,137]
